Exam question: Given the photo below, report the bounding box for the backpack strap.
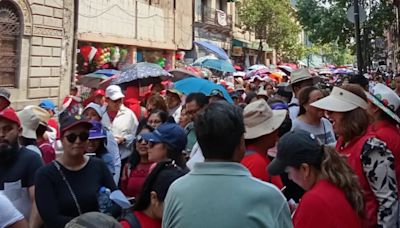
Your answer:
[119,210,141,228]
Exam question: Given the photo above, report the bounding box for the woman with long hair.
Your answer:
[120,123,154,198]
[119,160,187,228]
[268,130,364,228]
[293,86,336,146]
[311,84,399,227]
[35,112,117,228]
[142,123,187,169]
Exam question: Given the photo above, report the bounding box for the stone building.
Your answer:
[1,0,75,109]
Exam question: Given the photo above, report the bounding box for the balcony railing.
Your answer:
[195,6,232,30]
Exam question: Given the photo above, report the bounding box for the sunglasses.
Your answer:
[64,132,89,143]
[148,141,162,148]
[136,135,148,144]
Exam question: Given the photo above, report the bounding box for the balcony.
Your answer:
[195,6,232,34]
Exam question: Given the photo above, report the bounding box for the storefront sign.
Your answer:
[232,46,243,56]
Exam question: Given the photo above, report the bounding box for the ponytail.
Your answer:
[319,146,365,217]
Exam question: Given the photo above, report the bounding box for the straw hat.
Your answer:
[367,83,400,123]
[243,99,287,139]
[311,87,368,112]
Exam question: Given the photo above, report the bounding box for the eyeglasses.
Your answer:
[64,132,89,143]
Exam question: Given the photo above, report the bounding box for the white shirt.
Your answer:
[102,104,139,160]
[288,97,299,121]
[0,192,24,228]
[186,142,205,170]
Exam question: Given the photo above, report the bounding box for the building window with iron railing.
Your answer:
[0,0,21,87]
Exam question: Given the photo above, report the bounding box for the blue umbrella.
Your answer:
[94,69,120,77]
[174,78,233,104]
[77,73,109,88]
[194,41,229,60]
[194,59,236,73]
[111,62,172,85]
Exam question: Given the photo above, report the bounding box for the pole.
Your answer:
[354,0,364,76]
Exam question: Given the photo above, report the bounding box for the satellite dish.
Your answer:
[346,5,367,24]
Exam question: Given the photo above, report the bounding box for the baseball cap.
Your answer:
[59,111,93,134]
[39,99,56,111]
[94,89,105,97]
[208,89,224,98]
[142,123,187,152]
[88,121,107,140]
[105,85,125,101]
[268,129,324,176]
[0,108,20,127]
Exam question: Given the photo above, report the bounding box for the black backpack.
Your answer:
[119,210,141,228]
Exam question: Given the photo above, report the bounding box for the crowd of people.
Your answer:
[1,67,400,228]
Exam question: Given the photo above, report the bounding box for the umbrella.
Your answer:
[248,64,267,71]
[174,78,234,104]
[194,41,229,60]
[77,73,109,89]
[277,65,294,75]
[246,68,270,79]
[333,68,352,74]
[192,55,218,66]
[169,67,202,82]
[194,59,236,73]
[93,69,120,77]
[233,72,246,77]
[318,69,332,75]
[111,62,172,86]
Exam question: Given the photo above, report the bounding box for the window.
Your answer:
[0,0,20,87]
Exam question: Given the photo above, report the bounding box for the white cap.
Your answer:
[105,85,125,101]
[17,108,40,139]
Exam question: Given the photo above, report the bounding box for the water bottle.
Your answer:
[98,186,112,213]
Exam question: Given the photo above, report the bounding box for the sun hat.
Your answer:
[268,129,324,175]
[367,83,400,123]
[65,212,121,228]
[17,108,41,139]
[59,111,93,134]
[39,99,56,111]
[285,68,319,92]
[257,88,268,97]
[311,86,368,112]
[83,102,103,118]
[105,85,125,101]
[141,123,187,152]
[243,99,287,139]
[25,105,51,127]
[0,108,20,127]
[88,121,107,140]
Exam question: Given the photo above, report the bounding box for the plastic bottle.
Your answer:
[98,186,112,213]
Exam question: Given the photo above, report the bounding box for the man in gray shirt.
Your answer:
[163,101,293,228]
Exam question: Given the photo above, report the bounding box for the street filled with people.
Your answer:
[2,64,400,228]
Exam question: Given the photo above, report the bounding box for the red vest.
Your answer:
[368,120,400,193]
[336,133,377,228]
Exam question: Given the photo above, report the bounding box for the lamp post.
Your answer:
[354,0,364,76]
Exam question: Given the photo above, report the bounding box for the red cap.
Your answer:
[0,108,21,127]
[94,89,105,97]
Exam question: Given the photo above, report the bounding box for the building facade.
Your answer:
[76,0,193,76]
[1,0,75,109]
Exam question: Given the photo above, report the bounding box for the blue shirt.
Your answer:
[163,162,293,228]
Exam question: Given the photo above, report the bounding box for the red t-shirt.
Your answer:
[241,145,283,189]
[107,110,118,123]
[121,162,153,198]
[37,139,55,164]
[120,211,161,228]
[293,180,361,228]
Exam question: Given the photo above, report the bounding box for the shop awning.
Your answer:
[232,38,251,47]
